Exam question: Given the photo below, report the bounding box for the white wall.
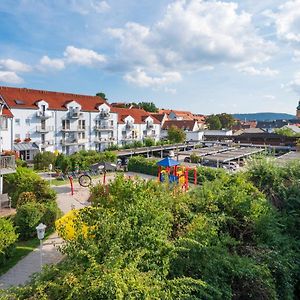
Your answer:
[186,131,204,141]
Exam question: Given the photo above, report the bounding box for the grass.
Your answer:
[0,229,54,276]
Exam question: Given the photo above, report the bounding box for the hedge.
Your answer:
[127,156,226,184]
[0,218,18,266]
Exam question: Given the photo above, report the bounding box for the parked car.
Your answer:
[222,162,239,171]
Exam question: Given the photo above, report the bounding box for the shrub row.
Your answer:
[127,156,226,184]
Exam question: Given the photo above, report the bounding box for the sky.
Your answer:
[0,0,300,115]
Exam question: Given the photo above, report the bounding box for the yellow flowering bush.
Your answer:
[55,209,89,240]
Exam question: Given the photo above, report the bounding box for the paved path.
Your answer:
[0,182,91,289]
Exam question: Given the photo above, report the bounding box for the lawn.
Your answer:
[0,229,54,276]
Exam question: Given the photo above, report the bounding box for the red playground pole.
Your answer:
[185,170,189,191]
[103,171,106,185]
[158,166,161,181]
[68,176,74,196]
[194,168,197,185]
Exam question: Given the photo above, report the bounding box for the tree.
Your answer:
[274,127,299,137]
[217,113,235,129]
[96,92,107,100]
[206,115,222,130]
[167,125,186,143]
[138,102,159,113]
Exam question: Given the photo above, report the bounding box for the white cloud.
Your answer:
[70,0,110,15]
[287,72,300,93]
[108,0,276,87]
[0,59,31,73]
[266,1,300,43]
[64,46,106,65]
[0,71,23,84]
[91,1,110,13]
[293,50,300,61]
[124,68,182,87]
[39,55,65,70]
[237,65,279,77]
[263,94,276,100]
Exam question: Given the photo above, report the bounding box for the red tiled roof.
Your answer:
[150,113,166,123]
[111,107,160,124]
[162,120,197,131]
[0,86,107,112]
[1,107,13,118]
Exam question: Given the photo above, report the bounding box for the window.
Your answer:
[62,119,70,130]
[25,118,31,126]
[79,120,86,130]
[15,134,20,139]
[26,150,30,160]
[15,119,20,126]
[110,120,114,126]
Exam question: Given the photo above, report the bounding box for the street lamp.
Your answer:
[36,223,46,270]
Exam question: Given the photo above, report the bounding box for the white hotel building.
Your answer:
[0,87,161,161]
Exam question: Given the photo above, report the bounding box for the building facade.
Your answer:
[0,87,118,159]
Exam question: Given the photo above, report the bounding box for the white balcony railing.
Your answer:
[0,155,16,174]
[99,111,110,119]
[36,126,53,133]
[94,125,114,131]
[36,111,52,119]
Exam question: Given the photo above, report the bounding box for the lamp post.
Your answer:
[36,223,46,270]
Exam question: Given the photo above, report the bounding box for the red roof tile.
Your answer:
[162,120,197,131]
[110,107,160,124]
[1,107,13,118]
[0,86,107,112]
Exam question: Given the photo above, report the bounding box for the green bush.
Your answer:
[144,138,155,147]
[33,151,56,171]
[16,159,27,167]
[190,153,200,163]
[128,156,158,176]
[4,167,56,207]
[0,218,18,266]
[14,203,45,240]
[41,201,62,228]
[14,201,61,240]
[17,192,37,208]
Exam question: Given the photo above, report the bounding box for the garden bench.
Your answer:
[0,193,11,209]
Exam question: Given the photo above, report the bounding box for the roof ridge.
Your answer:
[0,86,101,99]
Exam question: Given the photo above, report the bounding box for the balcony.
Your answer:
[68,109,82,119]
[40,140,54,147]
[99,111,110,119]
[94,125,114,131]
[95,137,115,143]
[146,123,154,129]
[36,111,52,119]
[36,126,53,133]
[0,155,16,175]
[125,122,134,131]
[121,135,138,141]
[61,126,87,132]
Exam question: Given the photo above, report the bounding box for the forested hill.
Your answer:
[234,112,296,121]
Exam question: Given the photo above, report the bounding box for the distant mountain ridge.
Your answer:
[233,113,296,122]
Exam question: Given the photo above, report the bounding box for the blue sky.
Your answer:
[0,0,300,115]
